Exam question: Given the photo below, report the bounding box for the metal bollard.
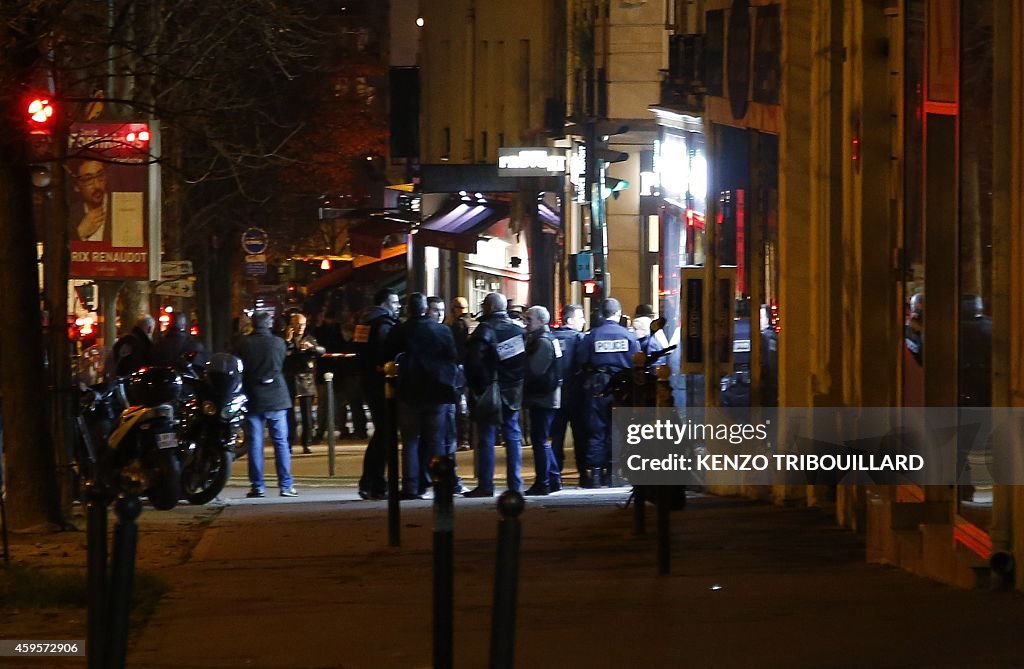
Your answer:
[324,372,337,477]
[384,361,400,547]
[489,491,524,669]
[657,485,671,575]
[431,456,456,669]
[85,485,108,669]
[105,494,142,669]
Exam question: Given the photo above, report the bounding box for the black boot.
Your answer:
[588,468,603,489]
[578,469,592,489]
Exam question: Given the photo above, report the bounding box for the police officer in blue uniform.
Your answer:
[549,303,586,484]
[576,297,639,488]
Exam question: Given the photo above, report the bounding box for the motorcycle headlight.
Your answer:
[201,400,218,416]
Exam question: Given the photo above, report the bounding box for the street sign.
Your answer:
[241,227,269,255]
[154,278,195,297]
[245,254,267,276]
[160,260,193,278]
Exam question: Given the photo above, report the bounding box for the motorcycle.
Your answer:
[603,345,688,509]
[176,352,246,505]
[76,367,183,511]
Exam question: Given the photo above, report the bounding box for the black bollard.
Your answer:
[324,372,337,477]
[384,361,400,547]
[431,456,456,669]
[105,494,142,669]
[656,486,671,575]
[489,491,524,669]
[633,485,646,536]
[85,485,108,669]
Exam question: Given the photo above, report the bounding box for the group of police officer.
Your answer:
[351,288,643,497]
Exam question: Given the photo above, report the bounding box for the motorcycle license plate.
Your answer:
[155,432,178,450]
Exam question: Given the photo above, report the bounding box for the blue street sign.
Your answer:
[241,227,269,255]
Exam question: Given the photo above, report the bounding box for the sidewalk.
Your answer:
[126,486,1024,668]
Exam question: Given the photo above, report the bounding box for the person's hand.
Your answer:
[77,207,104,240]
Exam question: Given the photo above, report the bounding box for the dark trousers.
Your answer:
[584,393,615,470]
[292,395,313,447]
[550,396,585,475]
[528,406,558,489]
[359,384,388,495]
[398,401,441,495]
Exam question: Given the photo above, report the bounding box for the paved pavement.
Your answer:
[125,452,1024,669]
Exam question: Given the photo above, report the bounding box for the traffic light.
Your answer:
[25,95,55,134]
[583,279,599,296]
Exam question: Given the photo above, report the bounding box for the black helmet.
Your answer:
[204,353,244,397]
[127,366,182,406]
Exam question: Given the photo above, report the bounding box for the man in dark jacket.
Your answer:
[463,292,527,496]
[151,312,207,369]
[110,314,156,377]
[577,297,639,488]
[355,288,400,500]
[522,306,562,496]
[550,303,586,481]
[387,293,460,498]
[233,310,297,498]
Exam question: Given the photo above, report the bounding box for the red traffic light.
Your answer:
[26,96,55,133]
[583,280,598,296]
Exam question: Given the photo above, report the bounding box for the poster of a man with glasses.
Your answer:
[69,157,144,246]
[67,122,153,281]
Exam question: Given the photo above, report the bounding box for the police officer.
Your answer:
[463,292,527,496]
[549,304,586,484]
[576,297,638,488]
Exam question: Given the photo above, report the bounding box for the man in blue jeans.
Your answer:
[234,310,297,498]
[463,292,527,497]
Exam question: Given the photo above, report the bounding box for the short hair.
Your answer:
[373,287,397,306]
[483,292,507,313]
[427,296,445,310]
[526,305,550,324]
[136,314,156,333]
[406,292,427,317]
[252,310,273,329]
[600,298,622,319]
[561,304,583,322]
[635,303,656,319]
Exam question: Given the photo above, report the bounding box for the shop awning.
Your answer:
[348,216,412,257]
[538,202,561,231]
[306,244,407,294]
[415,200,510,254]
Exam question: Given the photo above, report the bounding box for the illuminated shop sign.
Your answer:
[498,148,567,176]
[570,143,587,203]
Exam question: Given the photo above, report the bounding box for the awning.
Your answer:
[415,199,510,253]
[348,216,412,257]
[538,202,561,231]
[306,244,407,294]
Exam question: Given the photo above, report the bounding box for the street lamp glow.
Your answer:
[416,17,424,27]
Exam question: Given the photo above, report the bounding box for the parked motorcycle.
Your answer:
[604,345,688,509]
[176,352,246,505]
[76,367,183,510]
